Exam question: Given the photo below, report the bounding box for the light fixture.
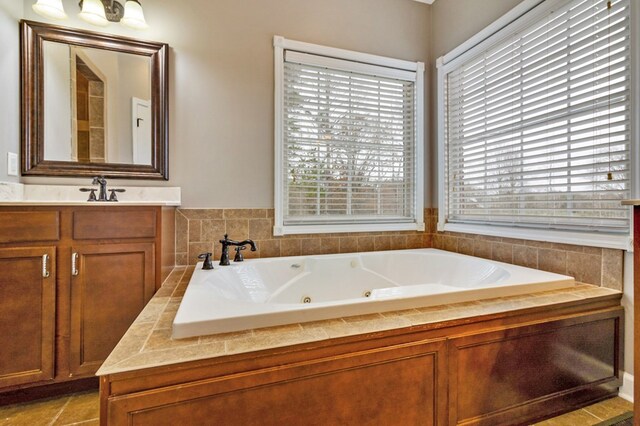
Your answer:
[121,0,148,30]
[79,0,110,26]
[32,0,68,20]
[32,0,148,30]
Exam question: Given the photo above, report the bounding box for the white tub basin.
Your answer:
[172,249,574,338]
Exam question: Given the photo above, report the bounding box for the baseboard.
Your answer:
[0,377,98,406]
[618,372,634,402]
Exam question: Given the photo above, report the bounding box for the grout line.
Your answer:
[581,407,606,422]
[139,267,189,352]
[46,395,72,426]
[64,419,100,426]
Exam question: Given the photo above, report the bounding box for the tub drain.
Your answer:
[364,291,371,298]
[302,296,311,304]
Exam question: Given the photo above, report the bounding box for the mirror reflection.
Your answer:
[42,41,152,165]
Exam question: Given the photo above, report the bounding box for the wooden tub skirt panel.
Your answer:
[100,304,623,426]
[108,339,447,425]
[448,309,622,425]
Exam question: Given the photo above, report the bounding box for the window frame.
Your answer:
[436,0,638,251]
[274,36,425,236]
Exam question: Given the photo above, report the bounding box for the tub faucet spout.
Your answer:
[219,234,257,265]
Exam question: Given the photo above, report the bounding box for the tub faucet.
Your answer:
[219,234,257,265]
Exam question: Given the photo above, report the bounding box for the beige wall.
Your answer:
[430,0,525,59]
[0,0,22,183]
[17,0,431,208]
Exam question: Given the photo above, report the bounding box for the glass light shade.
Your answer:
[32,0,67,20]
[79,0,109,26]
[121,0,148,29]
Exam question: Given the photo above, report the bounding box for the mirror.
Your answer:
[43,42,152,165]
[21,20,169,179]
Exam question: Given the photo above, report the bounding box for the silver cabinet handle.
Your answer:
[42,254,50,278]
[71,252,79,276]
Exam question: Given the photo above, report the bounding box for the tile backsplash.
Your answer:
[176,208,623,290]
[176,208,432,267]
[428,210,624,290]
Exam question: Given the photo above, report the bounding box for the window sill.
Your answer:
[439,222,632,251]
[274,222,425,236]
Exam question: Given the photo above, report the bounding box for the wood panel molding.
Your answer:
[73,210,157,240]
[633,207,640,418]
[0,211,59,243]
[109,339,448,425]
[448,310,622,425]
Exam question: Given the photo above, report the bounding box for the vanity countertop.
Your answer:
[0,182,181,206]
[622,200,640,206]
[96,266,622,377]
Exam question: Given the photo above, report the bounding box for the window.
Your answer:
[438,0,633,249]
[274,37,424,235]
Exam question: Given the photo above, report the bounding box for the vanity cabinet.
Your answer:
[0,206,175,398]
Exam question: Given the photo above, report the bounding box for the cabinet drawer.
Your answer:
[0,211,59,243]
[73,210,157,240]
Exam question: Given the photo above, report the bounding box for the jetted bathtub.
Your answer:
[172,248,574,338]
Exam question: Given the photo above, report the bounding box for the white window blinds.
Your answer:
[281,50,419,227]
[444,0,631,234]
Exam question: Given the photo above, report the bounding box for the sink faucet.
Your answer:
[79,177,126,202]
[219,234,257,265]
[92,176,108,201]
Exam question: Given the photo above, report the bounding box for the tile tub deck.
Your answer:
[97,266,622,377]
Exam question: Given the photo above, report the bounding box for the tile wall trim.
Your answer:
[176,208,433,267]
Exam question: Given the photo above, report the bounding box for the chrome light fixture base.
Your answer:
[33,0,148,29]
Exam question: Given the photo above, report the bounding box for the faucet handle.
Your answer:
[108,188,126,202]
[234,246,246,262]
[198,252,214,270]
[79,188,97,202]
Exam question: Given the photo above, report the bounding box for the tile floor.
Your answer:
[0,390,632,425]
[0,391,98,426]
[533,397,633,425]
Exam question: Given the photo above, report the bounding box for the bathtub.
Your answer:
[172,248,574,339]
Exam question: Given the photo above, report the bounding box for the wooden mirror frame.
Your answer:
[20,20,169,180]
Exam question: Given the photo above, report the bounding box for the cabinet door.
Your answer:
[0,247,56,388]
[69,243,155,377]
